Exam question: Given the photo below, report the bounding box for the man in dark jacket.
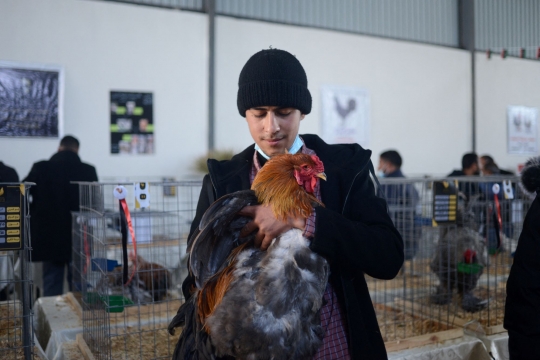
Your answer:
[183,49,404,359]
[378,150,420,260]
[0,162,19,182]
[504,157,540,360]
[24,135,98,296]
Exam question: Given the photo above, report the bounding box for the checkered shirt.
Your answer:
[250,141,351,360]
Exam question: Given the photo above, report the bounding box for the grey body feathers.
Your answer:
[206,229,329,360]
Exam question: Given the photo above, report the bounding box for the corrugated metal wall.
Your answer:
[98,0,540,58]
[215,0,459,47]
[475,0,540,59]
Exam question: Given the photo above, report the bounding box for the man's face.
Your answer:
[245,106,304,157]
[480,158,487,172]
[377,158,389,173]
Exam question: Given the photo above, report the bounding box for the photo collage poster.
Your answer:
[110,91,154,154]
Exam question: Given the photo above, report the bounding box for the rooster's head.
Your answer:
[293,155,326,194]
[252,153,326,221]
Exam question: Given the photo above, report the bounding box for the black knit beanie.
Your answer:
[237,49,312,117]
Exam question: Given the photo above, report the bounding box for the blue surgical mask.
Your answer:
[377,170,385,178]
[255,135,303,160]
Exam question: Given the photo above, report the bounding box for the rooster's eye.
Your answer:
[302,165,310,170]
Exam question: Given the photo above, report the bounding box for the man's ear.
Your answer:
[300,113,305,120]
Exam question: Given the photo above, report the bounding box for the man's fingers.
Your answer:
[254,232,265,248]
[240,221,258,238]
[238,205,256,217]
[260,235,273,251]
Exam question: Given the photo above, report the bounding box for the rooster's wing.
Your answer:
[188,189,258,289]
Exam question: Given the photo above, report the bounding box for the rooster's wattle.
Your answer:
[169,153,329,360]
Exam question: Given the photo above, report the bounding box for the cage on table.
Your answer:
[368,176,531,350]
[71,181,201,360]
[0,183,37,359]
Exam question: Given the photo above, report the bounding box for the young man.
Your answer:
[448,153,480,177]
[378,150,420,260]
[24,135,98,296]
[184,49,404,359]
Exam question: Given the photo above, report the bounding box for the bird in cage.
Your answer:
[168,153,329,360]
[128,252,172,302]
[96,253,172,303]
[430,202,489,312]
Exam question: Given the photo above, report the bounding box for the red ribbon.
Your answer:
[494,193,503,247]
[120,199,137,285]
[83,223,90,275]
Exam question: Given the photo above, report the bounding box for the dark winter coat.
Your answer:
[23,150,98,263]
[505,193,540,337]
[183,134,404,359]
[0,162,19,182]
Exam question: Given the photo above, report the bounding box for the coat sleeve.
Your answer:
[182,175,215,300]
[310,165,404,280]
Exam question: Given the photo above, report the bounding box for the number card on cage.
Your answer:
[432,181,458,225]
[0,184,25,250]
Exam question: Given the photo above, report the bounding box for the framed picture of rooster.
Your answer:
[320,85,370,147]
[0,61,63,138]
[507,105,538,155]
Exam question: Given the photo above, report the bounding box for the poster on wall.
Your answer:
[0,62,63,138]
[110,91,154,154]
[320,85,370,147]
[507,105,538,155]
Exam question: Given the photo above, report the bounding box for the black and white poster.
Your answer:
[321,85,370,147]
[507,105,538,155]
[0,62,63,138]
[110,91,154,154]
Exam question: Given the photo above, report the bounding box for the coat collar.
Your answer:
[207,134,372,202]
[49,150,82,163]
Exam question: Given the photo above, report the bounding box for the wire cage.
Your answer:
[72,181,201,360]
[0,183,36,360]
[368,176,532,348]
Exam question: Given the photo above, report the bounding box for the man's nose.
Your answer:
[264,112,280,133]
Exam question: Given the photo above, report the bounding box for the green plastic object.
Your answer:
[457,262,483,274]
[85,292,102,304]
[102,295,134,313]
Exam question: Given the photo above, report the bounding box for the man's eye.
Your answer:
[277,111,292,117]
[254,113,266,118]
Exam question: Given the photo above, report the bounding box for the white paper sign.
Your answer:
[320,85,370,147]
[507,106,538,155]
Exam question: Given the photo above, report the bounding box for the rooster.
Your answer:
[430,207,488,312]
[98,253,172,303]
[129,253,172,302]
[169,153,329,360]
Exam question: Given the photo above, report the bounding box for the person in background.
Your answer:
[24,135,98,297]
[448,153,480,177]
[0,161,19,182]
[505,157,540,360]
[447,152,482,205]
[378,150,420,260]
[481,155,514,176]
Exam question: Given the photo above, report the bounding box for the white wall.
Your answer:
[214,16,472,176]
[1,1,539,180]
[0,0,208,180]
[476,54,540,173]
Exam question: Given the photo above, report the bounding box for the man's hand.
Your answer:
[239,205,306,250]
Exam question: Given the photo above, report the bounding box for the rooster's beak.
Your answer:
[317,172,327,181]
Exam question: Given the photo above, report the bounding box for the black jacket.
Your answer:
[0,162,19,182]
[24,151,98,263]
[184,134,404,359]
[505,193,540,337]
